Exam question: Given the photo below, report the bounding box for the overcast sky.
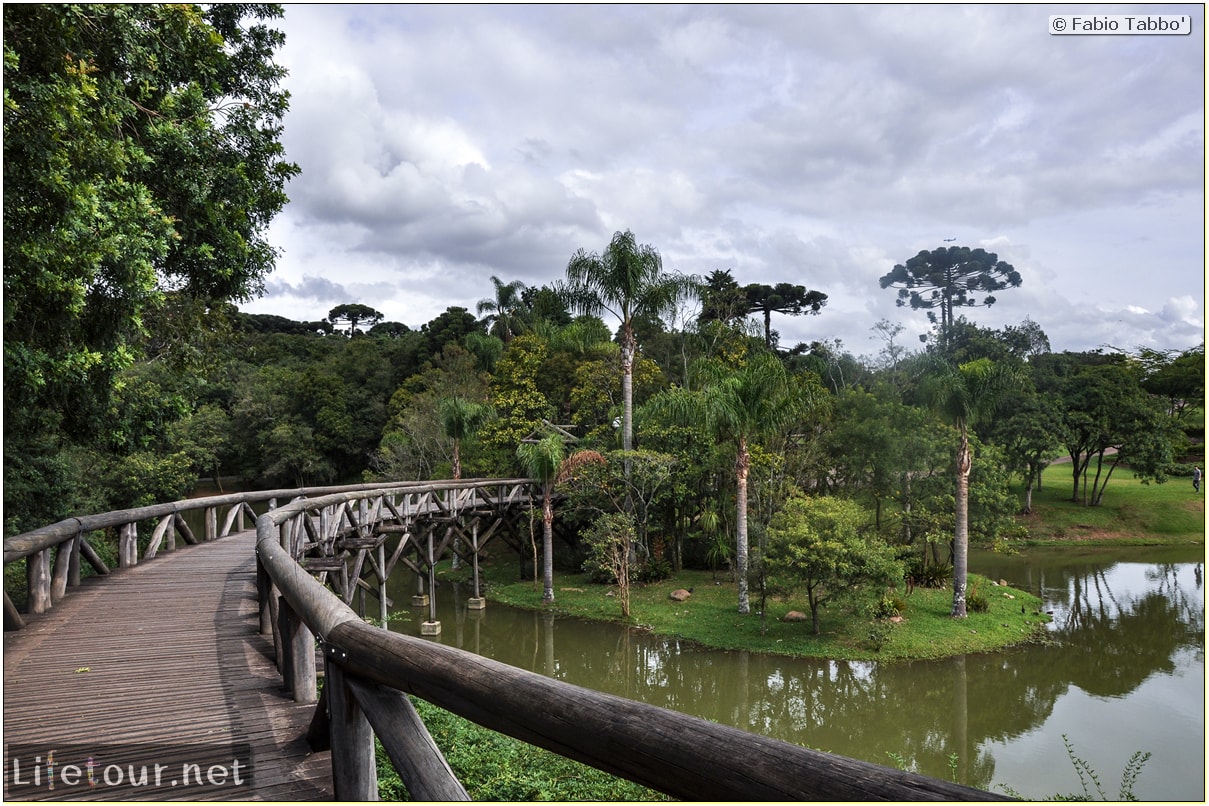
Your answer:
[247,4,1205,359]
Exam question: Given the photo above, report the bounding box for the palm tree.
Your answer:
[438,396,491,480]
[562,230,697,459]
[477,276,529,342]
[922,356,1024,617]
[516,432,566,603]
[649,351,809,614]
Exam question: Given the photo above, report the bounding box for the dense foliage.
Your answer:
[4,3,298,532]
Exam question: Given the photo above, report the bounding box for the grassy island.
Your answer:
[441,464,1202,663]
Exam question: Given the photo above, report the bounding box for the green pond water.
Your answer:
[380,544,1205,800]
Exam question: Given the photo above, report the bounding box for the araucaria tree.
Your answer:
[922,357,1024,617]
[562,231,697,459]
[4,4,298,530]
[879,246,1022,343]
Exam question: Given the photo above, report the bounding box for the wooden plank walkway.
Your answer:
[3,531,333,801]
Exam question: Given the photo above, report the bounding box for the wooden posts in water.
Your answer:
[420,527,440,636]
[468,522,486,610]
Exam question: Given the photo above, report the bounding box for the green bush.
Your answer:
[966,584,990,613]
[907,560,951,590]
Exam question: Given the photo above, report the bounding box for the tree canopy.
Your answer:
[3,3,298,530]
[879,246,1022,342]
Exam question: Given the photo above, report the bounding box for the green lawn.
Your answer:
[463,561,1048,663]
[1014,463,1205,545]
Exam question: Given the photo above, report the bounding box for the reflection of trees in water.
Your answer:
[388,554,1200,792]
[1057,565,1202,697]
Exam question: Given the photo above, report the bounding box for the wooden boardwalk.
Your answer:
[3,531,333,801]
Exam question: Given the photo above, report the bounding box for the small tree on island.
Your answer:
[765,494,902,635]
[579,512,637,618]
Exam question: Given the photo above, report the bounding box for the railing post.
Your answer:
[67,532,82,588]
[256,555,273,636]
[279,596,317,703]
[325,654,377,800]
[50,538,72,603]
[27,548,51,614]
[206,507,217,541]
[120,522,138,567]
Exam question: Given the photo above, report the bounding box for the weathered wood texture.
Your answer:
[3,531,332,801]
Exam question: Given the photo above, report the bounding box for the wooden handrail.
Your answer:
[2,478,532,629]
[255,486,1010,802]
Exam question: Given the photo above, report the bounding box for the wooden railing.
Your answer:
[2,479,515,630]
[256,484,1009,802]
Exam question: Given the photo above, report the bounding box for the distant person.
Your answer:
[1194,466,1201,493]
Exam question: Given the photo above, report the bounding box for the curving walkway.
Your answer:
[2,531,332,801]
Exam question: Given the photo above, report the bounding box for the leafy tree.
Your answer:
[1138,343,1205,422]
[578,512,637,617]
[765,494,902,635]
[478,335,554,472]
[463,331,505,374]
[1058,362,1176,506]
[557,449,678,567]
[697,269,749,326]
[516,432,567,603]
[371,345,488,480]
[477,276,529,342]
[990,390,1064,514]
[879,246,1022,344]
[743,282,828,349]
[4,1,294,435]
[3,3,297,530]
[168,402,232,490]
[327,303,384,336]
[521,285,573,332]
[920,357,1024,617]
[422,306,481,356]
[869,319,910,370]
[562,230,697,463]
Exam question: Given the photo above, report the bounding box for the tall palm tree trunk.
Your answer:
[952,426,971,617]
[735,438,751,614]
[542,487,555,603]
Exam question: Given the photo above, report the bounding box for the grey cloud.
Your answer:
[265,4,1203,355]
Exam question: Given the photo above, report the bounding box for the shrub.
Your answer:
[907,560,951,590]
[966,584,990,613]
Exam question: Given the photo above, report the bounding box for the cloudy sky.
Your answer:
[247,4,1205,358]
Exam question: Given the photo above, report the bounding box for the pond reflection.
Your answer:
[385,546,1204,800]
